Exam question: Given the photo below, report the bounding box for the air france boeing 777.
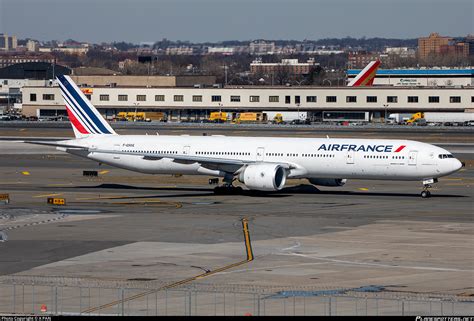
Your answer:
[29,75,463,198]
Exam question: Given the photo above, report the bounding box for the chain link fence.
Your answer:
[0,277,472,316]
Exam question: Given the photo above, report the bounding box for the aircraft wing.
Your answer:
[93,148,294,173]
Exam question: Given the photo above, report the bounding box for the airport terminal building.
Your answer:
[21,84,473,122]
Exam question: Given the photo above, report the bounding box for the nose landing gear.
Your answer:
[421,178,438,198]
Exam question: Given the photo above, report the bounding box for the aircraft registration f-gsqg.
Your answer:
[28,75,463,198]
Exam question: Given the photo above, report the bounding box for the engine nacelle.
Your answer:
[238,164,287,191]
[309,178,347,187]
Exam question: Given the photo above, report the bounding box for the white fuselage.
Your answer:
[61,135,462,182]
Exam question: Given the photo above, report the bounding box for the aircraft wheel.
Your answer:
[421,190,431,198]
[214,186,225,195]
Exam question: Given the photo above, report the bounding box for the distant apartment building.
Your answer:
[439,42,470,57]
[250,58,318,76]
[417,33,470,59]
[0,34,18,51]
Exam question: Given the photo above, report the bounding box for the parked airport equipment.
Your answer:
[0,194,9,204]
[47,197,66,205]
[387,113,413,124]
[208,111,228,123]
[407,112,474,126]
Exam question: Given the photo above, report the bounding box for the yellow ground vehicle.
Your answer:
[233,112,267,124]
[272,113,284,124]
[208,112,228,123]
[406,112,424,124]
[115,112,166,122]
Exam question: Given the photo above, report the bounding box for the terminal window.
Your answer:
[100,95,109,101]
[118,95,128,101]
[211,95,221,102]
[85,94,91,100]
[366,96,377,103]
[285,96,291,104]
[250,96,260,102]
[174,95,184,102]
[155,95,165,102]
[387,96,398,103]
[231,96,241,102]
[295,96,300,104]
[346,96,357,103]
[136,95,146,102]
[42,94,55,101]
[192,95,202,102]
[408,96,419,103]
[30,93,36,102]
[326,96,337,103]
[429,96,440,103]
[269,96,279,103]
[306,96,317,103]
[449,96,461,103]
[472,96,474,103]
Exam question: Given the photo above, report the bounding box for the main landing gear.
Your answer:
[421,178,438,198]
[214,184,244,195]
[211,174,243,195]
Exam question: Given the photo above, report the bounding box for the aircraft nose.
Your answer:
[454,159,463,171]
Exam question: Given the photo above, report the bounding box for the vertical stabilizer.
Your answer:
[56,75,117,138]
[348,60,381,87]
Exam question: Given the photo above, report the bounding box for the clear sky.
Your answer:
[0,0,472,43]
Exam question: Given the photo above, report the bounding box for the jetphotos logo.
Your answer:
[318,144,406,153]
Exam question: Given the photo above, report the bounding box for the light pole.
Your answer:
[133,102,139,122]
[383,104,389,124]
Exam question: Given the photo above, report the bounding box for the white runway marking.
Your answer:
[281,252,472,272]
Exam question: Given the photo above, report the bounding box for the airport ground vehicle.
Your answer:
[115,111,166,122]
[25,75,464,199]
[265,111,308,125]
[233,112,267,123]
[208,112,228,123]
[407,112,474,126]
[388,113,413,124]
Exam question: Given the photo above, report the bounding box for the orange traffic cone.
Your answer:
[40,304,47,313]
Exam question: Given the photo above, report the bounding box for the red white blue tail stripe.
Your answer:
[57,75,116,137]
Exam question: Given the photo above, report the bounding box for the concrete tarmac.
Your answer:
[0,128,472,299]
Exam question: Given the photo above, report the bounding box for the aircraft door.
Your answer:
[183,145,190,155]
[408,151,418,166]
[346,151,354,164]
[113,143,121,160]
[256,147,265,162]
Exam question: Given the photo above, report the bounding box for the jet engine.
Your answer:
[308,178,347,187]
[238,164,287,191]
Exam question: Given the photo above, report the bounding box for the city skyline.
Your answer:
[0,0,472,43]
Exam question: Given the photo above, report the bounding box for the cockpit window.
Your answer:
[438,154,454,159]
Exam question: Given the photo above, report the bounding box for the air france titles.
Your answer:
[318,144,394,153]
